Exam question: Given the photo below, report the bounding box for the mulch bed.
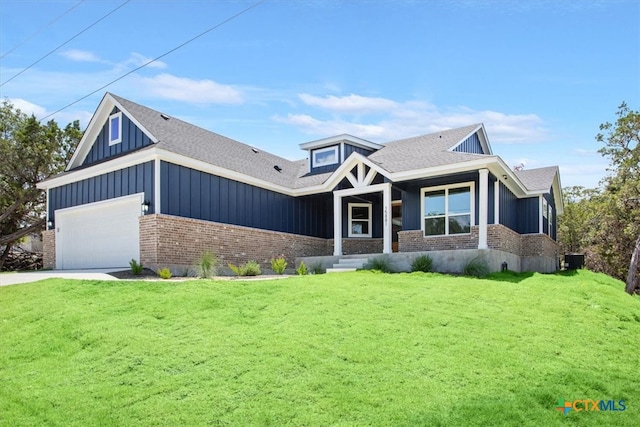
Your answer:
[107,268,160,280]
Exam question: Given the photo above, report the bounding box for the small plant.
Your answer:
[129,259,143,275]
[158,268,172,280]
[196,250,219,278]
[228,260,262,276]
[364,255,393,273]
[270,255,288,274]
[411,254,433,273]
[296,261,308,275]
[309,261,324,275]
[463,257,490,278]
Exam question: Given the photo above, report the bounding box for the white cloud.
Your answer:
[278,93,547,143]
[9,98,48,117]
[59,49,104,63]
[299,93,398,113]
[126,52,167,69]
[138,73,243,104]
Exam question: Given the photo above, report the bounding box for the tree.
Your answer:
[0,100,81,269]
[557,186,599,255]
[596,102,640,294]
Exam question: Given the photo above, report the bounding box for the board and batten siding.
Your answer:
[160,162,332,238]
[48,161,155,223]
[81,108,153,168]
[453,133,484,154]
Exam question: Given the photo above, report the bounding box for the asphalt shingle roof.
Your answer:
[514,166,559,192]
[108,94,557,193]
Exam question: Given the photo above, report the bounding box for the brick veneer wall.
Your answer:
[42,230,55,269]
[487,224,522,255]
[342,238,383,255]
[139,214,331,271]
[398,227,479,252]
[521,233,558,258]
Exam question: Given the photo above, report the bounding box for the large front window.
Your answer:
[422,183,474,236]
[348,203,372,237]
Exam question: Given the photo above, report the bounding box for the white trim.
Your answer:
[312,145,339,168]
[548,205,554,237]
[340,142,345,165]
[420,181,475,237]
[55,192,145,216]
[66,93,158,171]
[154,158,161,214]
[108,112,122,146]
[348,203,372,238]
[539,195,544,234]
[382,183,392,254]
[299,133,383,151]
[333,192,342,256]
[494,180,500,224]
[478,169,489,249]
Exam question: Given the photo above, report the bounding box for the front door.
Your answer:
[392,202,402,252]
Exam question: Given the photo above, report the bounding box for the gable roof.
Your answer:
[368,124,492,172]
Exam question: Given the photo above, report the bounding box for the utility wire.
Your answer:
[0,0,131,88]
[38,0,267,122]
[0,0,87,60]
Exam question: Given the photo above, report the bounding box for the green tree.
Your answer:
[557,186,599,254]
[596,102,640,294]
[0,100,81,269]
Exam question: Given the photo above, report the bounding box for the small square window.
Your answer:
[109,112,122,146]
[348,203,372,237]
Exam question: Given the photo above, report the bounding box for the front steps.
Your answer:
[326,257,368,273]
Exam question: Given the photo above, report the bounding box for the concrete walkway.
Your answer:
[0,269,123,286]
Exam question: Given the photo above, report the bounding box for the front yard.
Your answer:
[1,270,638,426]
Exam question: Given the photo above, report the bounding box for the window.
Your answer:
[548,205,553,237]
[542,198,548,219]
[109,112,122,146]
[348,203,372,237]
[421,183,474,236]
[313,146,339,167]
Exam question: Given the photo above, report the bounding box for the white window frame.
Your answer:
[548,205,554,237]
[542,198,548,219]
[109,112,122,146]
[312,145,339,168]
[348,202,372,237]
[421,181,475,237]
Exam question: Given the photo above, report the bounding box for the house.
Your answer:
[37,93,563,273]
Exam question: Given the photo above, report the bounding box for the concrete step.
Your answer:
[326,267,358,273]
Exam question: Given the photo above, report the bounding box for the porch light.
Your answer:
[47,220,53,229]
[141,201,150,215]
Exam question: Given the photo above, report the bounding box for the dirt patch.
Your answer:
[107,268,159,280]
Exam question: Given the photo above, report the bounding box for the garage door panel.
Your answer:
[56,195,141,269]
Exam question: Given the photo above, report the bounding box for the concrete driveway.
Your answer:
[0,269,123,286]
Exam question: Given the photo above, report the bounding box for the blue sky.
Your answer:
[1,0,638,188]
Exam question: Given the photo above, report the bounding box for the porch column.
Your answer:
[333,192,342,256]
[478,169,489,249]
[382,183,392,254]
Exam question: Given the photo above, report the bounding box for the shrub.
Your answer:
[411,254,433,273]
[196,251,219,278]
[228,260,262,276]
[270,256,287,274]
[129,259,143,275]
[309,262,324,275]
[364,255,393,273]
[242,260,262,276]
[158,268,172,280]
[463,257,490,278]
[296,261,308,275]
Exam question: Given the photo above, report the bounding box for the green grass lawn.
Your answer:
[1,270,639,426]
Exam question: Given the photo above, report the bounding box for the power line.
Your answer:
[0,0,131,88]
[0,0,87,60]
[38,0,267,122]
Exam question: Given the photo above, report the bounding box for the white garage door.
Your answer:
[55,194,142,269]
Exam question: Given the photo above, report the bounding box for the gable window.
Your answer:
[421,182,474,236]
[348,203,372,237]
[109,112,122,146]
[313,146,339,167]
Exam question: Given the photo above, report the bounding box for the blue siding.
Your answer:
[499,182,519,232]
[310,145,340,174]
[80,108,153,168]
[344,143,374,158]
[518,197,540,234]
[161,162,331,238]
[543,192,557,240]
[453,133,484,154]
[48,161,154,224]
